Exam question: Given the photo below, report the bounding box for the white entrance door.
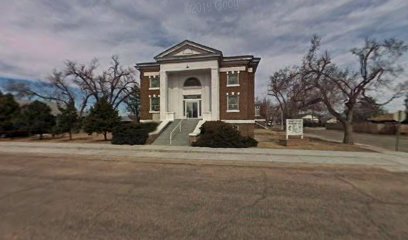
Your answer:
[184,100,201,118]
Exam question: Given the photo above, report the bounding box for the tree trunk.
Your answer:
[342,121,354,144]
[103,132,107,141]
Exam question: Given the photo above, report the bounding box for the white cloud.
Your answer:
[0,0,407,111]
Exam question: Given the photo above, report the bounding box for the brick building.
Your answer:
[136,40,260,138]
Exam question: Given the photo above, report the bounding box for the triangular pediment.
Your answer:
[154,40,222,60]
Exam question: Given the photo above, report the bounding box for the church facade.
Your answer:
[136,40,260,136]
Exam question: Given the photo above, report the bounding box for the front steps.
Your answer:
[152,119,200,146]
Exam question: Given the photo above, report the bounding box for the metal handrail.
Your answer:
[169,119,183,145]
[255,121,268,129]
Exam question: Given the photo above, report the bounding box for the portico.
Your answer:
[159,61,219,121]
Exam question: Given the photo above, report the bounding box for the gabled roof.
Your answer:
[136,40,261,71]
[154,40,222,61]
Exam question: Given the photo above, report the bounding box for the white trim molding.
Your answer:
[149,120,171,135]
[222,120,255,124]
[220,66,246,72]
[140,120,155,123]
[189,120,206,137]
[144,72,160,77]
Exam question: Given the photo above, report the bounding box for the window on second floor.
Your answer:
[227,72,239,86]
[150,76,160,89]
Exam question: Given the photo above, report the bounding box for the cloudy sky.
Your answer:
[1,0,407,110]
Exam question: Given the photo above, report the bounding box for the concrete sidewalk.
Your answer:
[0,142,407,172]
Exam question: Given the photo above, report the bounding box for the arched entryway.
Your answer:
[183,77,202,118]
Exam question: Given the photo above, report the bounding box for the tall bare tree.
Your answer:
[303,36,408,144]
[7,56,139,118]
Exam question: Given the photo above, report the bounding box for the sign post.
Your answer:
[286,119,303,140]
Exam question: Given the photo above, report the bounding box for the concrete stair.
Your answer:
[152,119,200,146]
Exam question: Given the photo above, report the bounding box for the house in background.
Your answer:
[136,40,260,144]
[300,114,320,123]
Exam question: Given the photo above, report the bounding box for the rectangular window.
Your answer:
[255,106,261,117]
[227,95,239,111]
[227,72,239,86]
[150,76,160,89]
[150,97,160,112]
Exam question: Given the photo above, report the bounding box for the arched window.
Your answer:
[184,77,201,87]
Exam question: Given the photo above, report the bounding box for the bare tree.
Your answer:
[7,56,139,118]
[7,71,74,106]
[268,66,321,120]
[123,85,141,122]
[303,36,408,144]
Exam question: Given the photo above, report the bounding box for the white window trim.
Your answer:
[149,76,160,90]
[227,95,240,112]
[227,71,240,87]
[149,96,160,113]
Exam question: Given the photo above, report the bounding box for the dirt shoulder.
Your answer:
[0,152,407,240]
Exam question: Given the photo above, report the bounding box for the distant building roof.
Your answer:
[368,112,407,123]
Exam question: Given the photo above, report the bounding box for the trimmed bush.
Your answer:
[193,121,258,148]
[111,122,159,145]
[111,123,147,145]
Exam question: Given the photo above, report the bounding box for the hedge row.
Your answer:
[193,121,257,148]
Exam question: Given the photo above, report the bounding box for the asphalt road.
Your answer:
[305,128,408,152]
[1,152,407,239]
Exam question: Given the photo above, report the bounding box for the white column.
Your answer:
[210,68,220,120]
[159,70,168,121]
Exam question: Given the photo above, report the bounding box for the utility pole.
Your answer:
[395,111,405,151]
[280,109,284,130]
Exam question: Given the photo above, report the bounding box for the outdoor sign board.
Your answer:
[394,111,406,122]
[286,119,303,140]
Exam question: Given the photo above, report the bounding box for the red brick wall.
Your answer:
[140,70,160,120]
[219,69,254,120]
